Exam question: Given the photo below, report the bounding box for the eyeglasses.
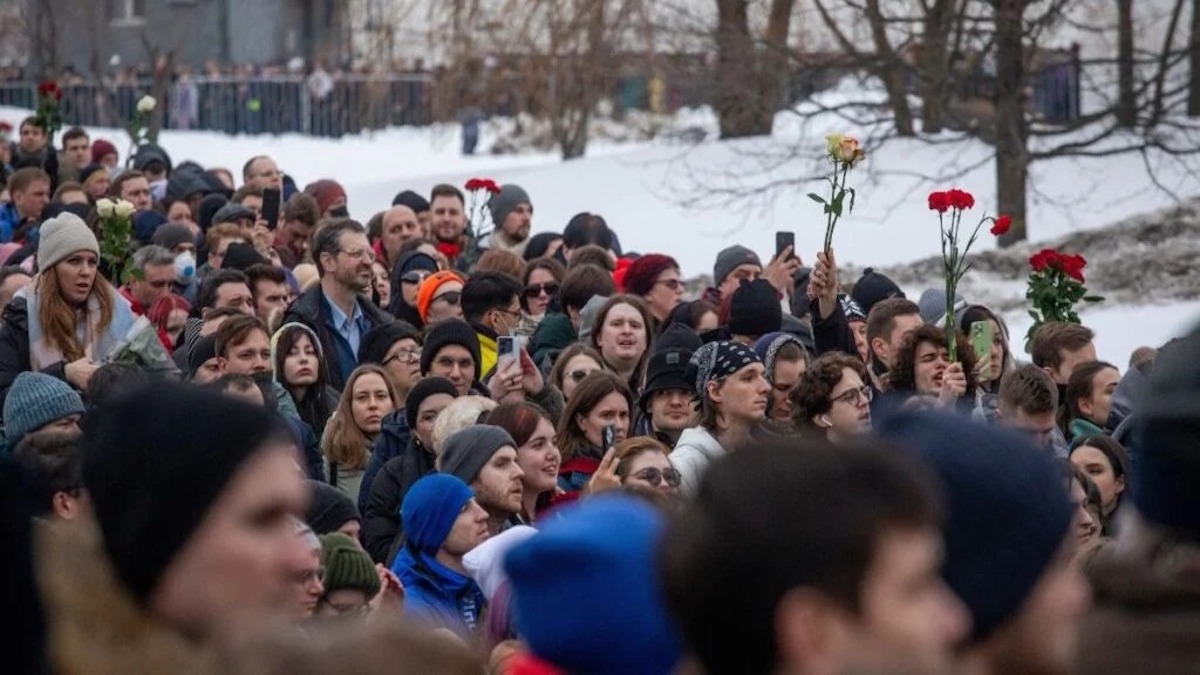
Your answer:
[433,291,461,306]
[632,467,682,488]
[402,271,431,284]
[293,566,325,586]
[384,347,422,365]
[830,385,873,406]
[338,248,376,262]
[524,282,560,298]
[493,307,522,320]
[654,278,683,291]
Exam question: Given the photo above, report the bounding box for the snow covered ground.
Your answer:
[5,96,1197,365]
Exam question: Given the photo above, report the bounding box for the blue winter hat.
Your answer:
[401,473,474,554]
[3,372,84,448]
[876,410,1071,643]
[134,210,168,244]
[504,495,683,675]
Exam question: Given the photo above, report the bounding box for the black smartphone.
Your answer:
[602,424,616,450]
[261,187,281,230]
[775,231,795,260]
[329,205,349,218]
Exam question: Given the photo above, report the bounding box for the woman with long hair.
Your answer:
[519,257,565,335]
[0,213,137,407]
[554,370,632,493]
[589,294,654,396]
[547,343,605,404]
[273,322,339,437]
[322,364,400,500]
[485,401,561,522]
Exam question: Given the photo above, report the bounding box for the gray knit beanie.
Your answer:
[3,371,85,447]
[488,184,531,230]
[438,425,516,484]
[38,212,100,271]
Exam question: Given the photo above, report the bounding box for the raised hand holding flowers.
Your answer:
[808,133,865,255]
[463,177,501,237]
[34,80,64,139]
[929,187,1009,361]
[127,95,157,155]
[1024,248,1102,351]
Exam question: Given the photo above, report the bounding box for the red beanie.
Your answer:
[304,179,347,215]
[91,139,118,164]
[620,254,678,297]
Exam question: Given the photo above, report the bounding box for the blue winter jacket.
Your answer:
[391,546,486,639]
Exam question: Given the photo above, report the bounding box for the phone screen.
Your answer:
[497,335,520,371]
[776,231,795,260]
[970,320,994,378]
[602,425,616,450]
[261,187,281,230]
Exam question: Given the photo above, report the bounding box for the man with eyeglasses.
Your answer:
[359,322,424,407]
[793,352,873,446]
[120,244,176,316]
[283,218,392,391]
[461,271,524,379]
[996,364,1060,453]
[291,519,326,620]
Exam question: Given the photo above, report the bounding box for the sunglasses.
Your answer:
[402,270,431,284]
[524,282,560,299]
[632,467,682,488]
[433,291,461,305]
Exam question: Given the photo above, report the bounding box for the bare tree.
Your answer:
[713,0,797,138]
[1191,0,1200,114]
[1116,0,1135,127]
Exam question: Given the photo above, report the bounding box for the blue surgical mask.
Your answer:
[174,251,196,284]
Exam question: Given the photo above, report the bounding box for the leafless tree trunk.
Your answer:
[1190,0,1200,115]
[865,0,916,136]
[993,0,1027,247]
[1116,0,1135,127]
[714,0,760,137]
[920,0,955,133]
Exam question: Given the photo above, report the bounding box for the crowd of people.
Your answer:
[2,115,1198,675]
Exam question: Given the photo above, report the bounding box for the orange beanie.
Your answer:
[417,270,465,322]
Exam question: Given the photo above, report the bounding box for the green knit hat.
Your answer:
[319,533,381,598]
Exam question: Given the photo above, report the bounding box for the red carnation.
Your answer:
[465,177,501,194]
[1029,248,1058,273]
[947,188,975,210]
[990,215,1012,236]
[928,191,951,213]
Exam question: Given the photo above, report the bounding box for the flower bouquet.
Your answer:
[1024,248,1103,351]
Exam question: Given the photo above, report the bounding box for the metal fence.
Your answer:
[0,74,437,137]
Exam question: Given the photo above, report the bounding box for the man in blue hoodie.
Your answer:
[390,473,489,638]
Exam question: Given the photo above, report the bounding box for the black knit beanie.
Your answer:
[419,319,481,381]
[358,321,422,366]
[305,480,362,536]
[405,377,460,430]
[82,382,290,601]
[728,279,782,337]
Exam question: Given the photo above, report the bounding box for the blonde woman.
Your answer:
[322,364,400,499]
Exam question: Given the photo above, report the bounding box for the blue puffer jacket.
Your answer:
[391,546,486,638]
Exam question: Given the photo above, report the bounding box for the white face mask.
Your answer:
[174,251,196,284]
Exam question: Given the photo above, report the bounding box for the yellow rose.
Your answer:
[95,198,115,219]
[825,133,844,158]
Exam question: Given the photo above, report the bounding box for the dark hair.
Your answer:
[521,258,566,312]
[1070,434,1131,500]
[215,314,269,356]
[791,352,868,427]
[195,268,249,311]
[485,401,551,448]
[568,245,615,271]
[12,432,85,515]
[563,212,612,250]
[663,299,717,334]
[245,263,287,295]
[312,218,366,276]
[86,363,150,409]
[1065,360,1118,422]
[548,343,605,394]
[61,126,89,145]
[660,438,941,675]
[958,305,1013,385]
[461,271,522,323]
[283,192,320,227]
[889,324,978,399]
[998,364,1059,416]
[555,370,632,461]
[559,263,616,313]
[209,372,262,396]
[430,183,465,205]
[865,297,921,349]
[1065,460,1103,523]
[365,210,385,243]
[273,324,334,432]
[1030,322,1095,371]
[108,170,147,199]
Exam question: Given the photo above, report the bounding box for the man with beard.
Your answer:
[283,219,391,391]
[429,184,479,273]
[482,184,533,258]
[438,425,525,535]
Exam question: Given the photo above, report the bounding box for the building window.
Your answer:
[108,0,147,26]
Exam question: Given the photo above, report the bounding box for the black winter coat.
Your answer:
[362,436,437,564]
[281,286,392,392]
[0,297,69,414]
